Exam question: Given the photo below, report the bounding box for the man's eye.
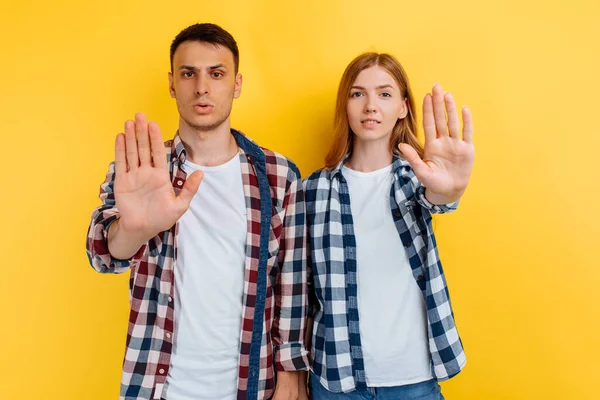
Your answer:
[212,72,223,78]
[183,71,194,78]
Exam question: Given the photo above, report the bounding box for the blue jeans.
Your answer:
[310,373,444,400]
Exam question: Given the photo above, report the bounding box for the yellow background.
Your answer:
[1,1,598,399]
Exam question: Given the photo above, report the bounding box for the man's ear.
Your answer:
[233,73,243,99]
[168,72,176,98]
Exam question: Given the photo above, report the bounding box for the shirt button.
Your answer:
[406,242,412,248]
[166,333,171,339]
[395,211,402,217]
[168,296,173,303]
[159,368,165,374]
[418,274,424,281]
[177,180,183,186]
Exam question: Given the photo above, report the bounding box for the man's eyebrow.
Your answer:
[208,63,227,70]
[178,63,228,71]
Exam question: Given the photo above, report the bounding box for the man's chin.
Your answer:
[181,115,227,133]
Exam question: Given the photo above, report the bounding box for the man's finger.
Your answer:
[149,121,167,169]
[176,170,204,214]
[115,133,127,175]
[124,120,139,171]
[135,113,151,166]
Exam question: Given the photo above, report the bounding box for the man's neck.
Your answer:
[178,119,239,167]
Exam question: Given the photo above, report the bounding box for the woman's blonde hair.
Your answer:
[325,52,423,169]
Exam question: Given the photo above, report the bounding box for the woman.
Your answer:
[302,53,474,399]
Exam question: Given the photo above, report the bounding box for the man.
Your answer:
[86,23,309,400]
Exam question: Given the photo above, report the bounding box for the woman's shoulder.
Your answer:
[303,169,333,207]
[303,168,331,188]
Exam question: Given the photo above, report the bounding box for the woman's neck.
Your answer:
[345,138,393,172]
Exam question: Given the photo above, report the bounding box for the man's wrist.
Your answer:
[276,371,300,387]
[107,219,150,260]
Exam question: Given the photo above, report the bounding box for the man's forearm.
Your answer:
[107,219,150,260]
[274,371,300,399]
[298,370,309,397]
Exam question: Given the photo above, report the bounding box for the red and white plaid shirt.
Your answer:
[86,130,310,400]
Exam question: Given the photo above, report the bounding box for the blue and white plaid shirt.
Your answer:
[304,156,466,393]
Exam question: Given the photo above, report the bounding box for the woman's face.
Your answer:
[347,66,407,145]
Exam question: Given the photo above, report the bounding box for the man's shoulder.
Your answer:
[261,146,301,182]
[233,129,299,180]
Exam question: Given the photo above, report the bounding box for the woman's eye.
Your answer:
[381,92,391,97]
[350,92,363,98]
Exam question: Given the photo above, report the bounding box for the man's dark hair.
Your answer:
[170,23,239,73]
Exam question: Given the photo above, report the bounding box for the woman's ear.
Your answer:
[398,97,408,119]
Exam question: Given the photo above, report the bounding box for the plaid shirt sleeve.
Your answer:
[272,163,310,372]
[302,178,319,321]
[415,184,459,214]
[86,162,147,274]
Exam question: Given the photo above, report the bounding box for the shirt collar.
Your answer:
[169,128,265,166]
[330,153,413,179]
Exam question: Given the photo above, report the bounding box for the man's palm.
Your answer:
[114,113,203,239]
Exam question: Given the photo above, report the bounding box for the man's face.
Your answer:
[169,41,242,132]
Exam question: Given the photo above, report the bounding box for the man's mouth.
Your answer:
[193,103,214,114]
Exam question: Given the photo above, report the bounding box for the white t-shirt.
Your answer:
[343,165,433,387]
[165,154,247,400]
